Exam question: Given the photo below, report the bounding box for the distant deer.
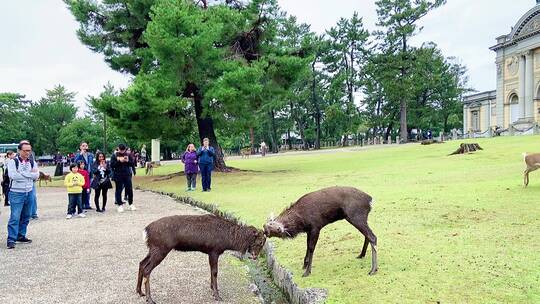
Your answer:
[240,148,251,159]
[137,214,266,303]
[523,153,540,186]
[145,161,155,176]
[264,186,378,277]
[38,171,52,187]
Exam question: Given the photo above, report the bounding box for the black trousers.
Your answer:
[199,163,212,190]
[114,177,133,205]
[186,173,197,189]
[94,187,109,210]
[67,193,83,215]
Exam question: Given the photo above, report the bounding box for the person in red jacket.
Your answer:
[77,161,91,213]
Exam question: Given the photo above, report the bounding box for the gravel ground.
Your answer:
[0,187,259,304]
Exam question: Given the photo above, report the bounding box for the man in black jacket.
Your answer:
[110,144,136,212]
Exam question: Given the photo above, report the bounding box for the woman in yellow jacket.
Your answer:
[64,163,86,219]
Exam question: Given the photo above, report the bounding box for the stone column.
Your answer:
[463,106,468,134]
[495,59,505,126]
[151,139,160,164]
[525,51,534,119]
[519,54,526,119]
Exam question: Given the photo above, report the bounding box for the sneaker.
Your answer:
[66,214,73,219]
[129,205,137,211]
[77,213,86,218]
[7,242,15,249]
[102,208,106,212]
[16,237,32,243]
[31,215,39,220]
[117,205,124,213]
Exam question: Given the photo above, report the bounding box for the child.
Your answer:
[181,144,198,191]
[64,163,86,219]
[78,161,92,210]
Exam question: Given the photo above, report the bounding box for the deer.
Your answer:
[523,153,540,186]
[38,171,52,187]
[136,214,266,303]
[264,186,377,277]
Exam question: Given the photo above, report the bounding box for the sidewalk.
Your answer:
[0,187,258,304]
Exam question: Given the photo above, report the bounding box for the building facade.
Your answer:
[464,1,540,136]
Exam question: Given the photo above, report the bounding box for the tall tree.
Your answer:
[27,85,77,154]
[0,93,31,143]
[375,0,446,142]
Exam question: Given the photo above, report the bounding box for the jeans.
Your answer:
[67,193,83,215]
[30,184,38,217]
[82,188,91,209]
[115,177,133,205]
[7,191,34,244]
[94,187,108,210]
[186,173,197,189]
[199,163,212,191]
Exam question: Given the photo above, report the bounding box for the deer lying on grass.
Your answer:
[264,186,378,277]
[523,153,540,186]
[137,214,266,303]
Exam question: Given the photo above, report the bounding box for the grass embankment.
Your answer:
[135,136,540,304]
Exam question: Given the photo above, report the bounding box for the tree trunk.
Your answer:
[400,35,409,143]
[311,59,321,150]
[188,83,228,172]
[287,128,292,150]
[269,110,278,153]
[249,127,255,154]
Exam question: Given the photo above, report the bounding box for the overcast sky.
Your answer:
[0,0,536,112]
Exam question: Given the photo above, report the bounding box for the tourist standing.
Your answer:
[1,151,16,206]
[91,152,112,212]
[19,140,38,220]
[75,142,94,209]
[111,144,136,212]
[196,138,215,192]
[6,142,38,249]
[64,163,85,219]
[181,144,198,191]
[260,141,267,157]
[77,161,91,212]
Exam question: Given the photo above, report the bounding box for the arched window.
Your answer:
[509,93,519,123]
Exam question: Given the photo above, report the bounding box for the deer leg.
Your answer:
[524,168,531,187]
[137,254,151,296]
[208,252,222,301]
[347,216,378,275]
[303,229,320,277]
[357,237,369,259]
[143,250,169,304]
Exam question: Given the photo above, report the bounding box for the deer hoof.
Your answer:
[368,268,378,275]
[302,270,311,277]
[357,254,366,259]
[213,293,223,301]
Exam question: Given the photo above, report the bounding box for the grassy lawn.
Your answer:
[134,136,540,304]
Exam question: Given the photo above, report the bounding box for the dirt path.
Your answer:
[0,187,259,304]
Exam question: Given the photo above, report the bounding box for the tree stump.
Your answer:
[449,143,483,155]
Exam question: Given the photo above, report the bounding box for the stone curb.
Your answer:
[137,188,328,304]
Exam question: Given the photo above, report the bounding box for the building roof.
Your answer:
[491,3,540,51]
[463,90,496,105]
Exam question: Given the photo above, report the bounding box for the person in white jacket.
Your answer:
[6,142,38,249]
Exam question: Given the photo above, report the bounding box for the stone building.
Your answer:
[463,1,540,136]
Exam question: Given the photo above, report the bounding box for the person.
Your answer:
[110,144,136,212]
[1,151,16,206]
[140,144,147,167]
[54,151,63,176]
[18,140,39,220]
[77,161,91,212]
[64,163,86,219]
[181,144,198,191]
[75,142,94,209]
[6,142,38,249]
[91,152,112,212]
[196,138,215,192]
[260,141,267,157]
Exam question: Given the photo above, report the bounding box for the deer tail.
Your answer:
[142,228,148,244]
[523,152,528,161]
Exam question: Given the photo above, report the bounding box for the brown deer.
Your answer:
[523,153,540,186]
[136,214,266,303]
[38,171,52,187]
[264,186,377,277]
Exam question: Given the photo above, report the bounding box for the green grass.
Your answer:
[135,136,540,304]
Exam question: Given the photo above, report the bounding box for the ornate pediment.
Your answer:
[515,13,540,38]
